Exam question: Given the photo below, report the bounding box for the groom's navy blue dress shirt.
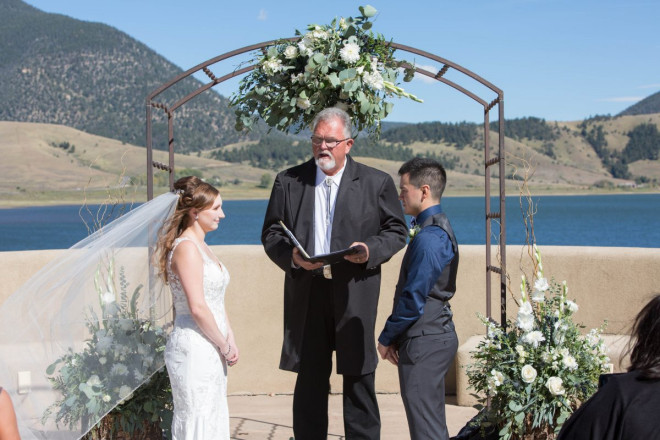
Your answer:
[378,204,454,347]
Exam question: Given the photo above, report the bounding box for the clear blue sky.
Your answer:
[23,0,660,124]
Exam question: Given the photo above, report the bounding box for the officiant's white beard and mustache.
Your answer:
[315,151,336,171]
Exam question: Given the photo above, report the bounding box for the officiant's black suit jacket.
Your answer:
[262,155,407,376]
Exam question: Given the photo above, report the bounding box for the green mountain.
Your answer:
[0,0,262,153]
[618,90,660,116]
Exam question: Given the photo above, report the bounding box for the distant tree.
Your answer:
[491,117,559,142]
[581,124,608,159]
[609,161,631,179]
[381,121,477,148]
[622,123,660,163]
[258,173,272,188]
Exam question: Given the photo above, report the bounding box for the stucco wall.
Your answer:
[2,245,659,399]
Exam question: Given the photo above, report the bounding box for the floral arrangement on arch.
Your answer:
[230,5,422,137]
[43,259,172,438]
[466,246,610,440]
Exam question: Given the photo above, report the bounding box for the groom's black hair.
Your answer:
[399,157,447,200]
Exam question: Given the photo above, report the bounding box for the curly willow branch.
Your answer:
[497,146,543,308]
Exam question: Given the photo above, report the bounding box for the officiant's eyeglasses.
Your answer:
[310,136,350,149]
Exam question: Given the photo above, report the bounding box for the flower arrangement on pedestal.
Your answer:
[231,5,422,137]
[466,246,610,440]
[42,259,172,439]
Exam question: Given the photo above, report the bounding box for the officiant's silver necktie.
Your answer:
[325,177,333,226]
[323,176,334,279]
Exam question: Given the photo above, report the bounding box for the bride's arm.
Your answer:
[225,313,239,361]
[172,241,230,355]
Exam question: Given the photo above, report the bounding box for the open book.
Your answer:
[278,220,360,265]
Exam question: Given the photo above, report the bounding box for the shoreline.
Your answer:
[1,187,659,209]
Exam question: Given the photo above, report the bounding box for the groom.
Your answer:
[377,157,459,440]
[261,107,407,439]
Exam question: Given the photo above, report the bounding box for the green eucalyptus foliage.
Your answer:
[231,5,421,138]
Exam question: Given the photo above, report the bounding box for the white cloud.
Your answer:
[408,64,439,84]
[596,97,643,103]
[257,9,267,21]
[638,83,660,89]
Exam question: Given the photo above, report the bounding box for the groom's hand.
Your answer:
[377,343,398,366]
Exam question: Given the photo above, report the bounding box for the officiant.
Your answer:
[261,107,407,439]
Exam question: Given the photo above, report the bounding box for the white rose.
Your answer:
[521,365,537,383]
[339,42,361,64]
[284,45,298,59]
[546,376,565,396]
[102,394,111,403]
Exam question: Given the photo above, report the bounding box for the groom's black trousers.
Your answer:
[293,277,381,440]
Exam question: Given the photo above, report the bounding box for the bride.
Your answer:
[0,175,237,439]
[155,176,239,439]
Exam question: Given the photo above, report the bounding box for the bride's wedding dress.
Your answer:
[165,237,230,440]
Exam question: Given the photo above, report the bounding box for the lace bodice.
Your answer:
[167,237,230,333]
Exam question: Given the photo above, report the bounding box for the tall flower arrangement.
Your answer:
[466,246,610,440]
[43,259,172,438]
[231,5,421,137]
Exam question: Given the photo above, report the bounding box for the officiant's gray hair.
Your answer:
[312,107,353,139]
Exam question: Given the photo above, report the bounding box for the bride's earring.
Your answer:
[195,214,199,221]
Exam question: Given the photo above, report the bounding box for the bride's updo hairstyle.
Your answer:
[156,175,219,282]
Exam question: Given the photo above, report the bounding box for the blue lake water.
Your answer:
[1,194,659,251]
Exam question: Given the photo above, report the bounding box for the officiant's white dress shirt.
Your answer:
[314,164,346,256]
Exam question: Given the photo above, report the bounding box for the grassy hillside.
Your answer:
[2,116,658,208]
[0,122,275,207]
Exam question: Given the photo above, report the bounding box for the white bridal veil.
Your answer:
[0,192,178,439]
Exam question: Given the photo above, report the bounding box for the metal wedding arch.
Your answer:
[145,39,508,326]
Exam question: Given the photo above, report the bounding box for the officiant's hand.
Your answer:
[292,247,324,271]
[344,242,369,265]
[377,342,398,366]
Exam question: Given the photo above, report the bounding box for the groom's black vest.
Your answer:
[393,212,459,343]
